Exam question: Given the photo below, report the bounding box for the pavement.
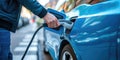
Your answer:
[11,23,52,60]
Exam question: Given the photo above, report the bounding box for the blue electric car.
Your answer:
[43,0,120,60]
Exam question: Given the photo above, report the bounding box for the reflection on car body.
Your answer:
[42,0,120,60]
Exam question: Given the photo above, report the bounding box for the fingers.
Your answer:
[47,18,60,28]
[43,12,60,28]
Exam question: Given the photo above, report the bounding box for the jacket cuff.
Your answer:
[38,7,47,18]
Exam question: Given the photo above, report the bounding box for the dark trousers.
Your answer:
[0,28,12,60]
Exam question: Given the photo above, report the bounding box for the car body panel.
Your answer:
[44,27,64,60]
[118,25,120,60]
[44,0,120,60]
[69,14,120,60]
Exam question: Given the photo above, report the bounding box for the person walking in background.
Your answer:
[0,0,60,60]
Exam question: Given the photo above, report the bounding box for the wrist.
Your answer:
[38,7,48,18]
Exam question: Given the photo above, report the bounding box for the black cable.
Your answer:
[21,24,44,60]
[21,19,72,60]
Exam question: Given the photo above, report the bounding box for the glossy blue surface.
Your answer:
[44,0,120,60]
[69,14,120,60]
[118,26,120,60]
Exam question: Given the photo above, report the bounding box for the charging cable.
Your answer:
[21,19,73,60]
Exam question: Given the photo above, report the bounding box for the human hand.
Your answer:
[43,12,60,28]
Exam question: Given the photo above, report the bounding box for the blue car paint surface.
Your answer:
[44,0,120,60]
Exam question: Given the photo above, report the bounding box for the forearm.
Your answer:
[17,0,47,18]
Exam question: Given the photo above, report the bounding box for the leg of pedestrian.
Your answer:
[0,28,12,60]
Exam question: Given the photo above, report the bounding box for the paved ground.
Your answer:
[11,23,52,60]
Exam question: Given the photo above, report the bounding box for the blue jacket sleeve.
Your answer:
[17,0,47,18]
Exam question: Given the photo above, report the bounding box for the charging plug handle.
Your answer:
[43,19,73,30]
